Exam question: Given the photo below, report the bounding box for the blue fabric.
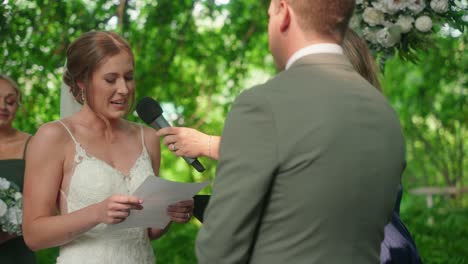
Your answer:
[380,186,423,264]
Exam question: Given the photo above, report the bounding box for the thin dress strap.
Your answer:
[22,135,32,159]
[57,120,82,205]
[58,120,79,145]
[57,120,86,164]
[139,125,145,149]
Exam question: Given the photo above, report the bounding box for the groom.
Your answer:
[196,0,405,263]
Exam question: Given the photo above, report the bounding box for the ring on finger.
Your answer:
[169,144,176,151]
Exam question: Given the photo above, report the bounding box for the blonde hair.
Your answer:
[0,74,22,105]
[342,29,381,91]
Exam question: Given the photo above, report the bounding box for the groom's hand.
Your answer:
[96,195,143,224]
[166,199,194,223]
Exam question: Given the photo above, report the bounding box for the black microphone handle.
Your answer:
[151,117,170,130]
[150,118,206,173]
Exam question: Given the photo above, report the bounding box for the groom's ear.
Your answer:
[279,0,291,32]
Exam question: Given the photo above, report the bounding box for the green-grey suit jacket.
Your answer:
[196,54,405,264]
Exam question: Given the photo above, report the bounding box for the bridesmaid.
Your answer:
[0,74,35,263]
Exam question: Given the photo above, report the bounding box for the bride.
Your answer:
[22,31,193,263]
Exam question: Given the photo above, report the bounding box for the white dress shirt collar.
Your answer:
[285,43,343,70]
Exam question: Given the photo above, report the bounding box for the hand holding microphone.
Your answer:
[136,97,206,172]
[156,127,211,158]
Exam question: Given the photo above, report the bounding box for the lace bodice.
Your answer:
[56,121,156,264]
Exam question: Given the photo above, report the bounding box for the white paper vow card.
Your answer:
[107,176,209,231]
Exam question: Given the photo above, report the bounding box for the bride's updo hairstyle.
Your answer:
[63,31,135,113]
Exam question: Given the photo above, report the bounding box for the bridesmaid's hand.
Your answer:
[96,195,143,224]
[167,199,194,223]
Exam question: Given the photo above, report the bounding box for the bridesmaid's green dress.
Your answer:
[0,137,35,263]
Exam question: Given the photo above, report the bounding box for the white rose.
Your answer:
[382,20,394,28]
[6,207,22,225]
[376,26,402,47]
[396,15,415,33]
[430,0,448,13]
[415,16,433,32]
[0,200,7,218]
[14,192,22,201]
[373,0,409,14]
[363,27,378,44]
[356,0,364,5]
[372,0,387,12]
[0,177,11,190]
[408,0,426,14]
[363,7,385,26]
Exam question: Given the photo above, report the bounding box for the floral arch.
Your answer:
[352,0,467,62]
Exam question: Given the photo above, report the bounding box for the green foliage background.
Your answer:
[1,1,467,263]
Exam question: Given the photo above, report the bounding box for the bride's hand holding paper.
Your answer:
[107,176,208,232]
[96,195,144,225]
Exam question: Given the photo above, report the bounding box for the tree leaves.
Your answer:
[382,33,467,188]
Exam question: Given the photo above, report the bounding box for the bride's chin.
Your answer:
[105,111,127,120]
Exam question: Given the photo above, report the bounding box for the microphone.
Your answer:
[136,97,206,172]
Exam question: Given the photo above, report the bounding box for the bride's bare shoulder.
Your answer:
[32,121,71,145]
[124,120,160,155]
[139,124,159,145]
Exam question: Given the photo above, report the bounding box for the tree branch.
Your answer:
[117,0,128,32]
[165,1,196,74]
[456,122,465,186]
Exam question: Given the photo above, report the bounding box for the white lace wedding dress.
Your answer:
[56,121,156,264]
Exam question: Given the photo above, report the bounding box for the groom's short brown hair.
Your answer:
[277,0,355,42]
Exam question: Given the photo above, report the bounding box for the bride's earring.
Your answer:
[81,90,85,103]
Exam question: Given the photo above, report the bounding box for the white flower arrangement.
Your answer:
[415,15,434,32]
[0,177,23,235]
[352,0,467,62]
